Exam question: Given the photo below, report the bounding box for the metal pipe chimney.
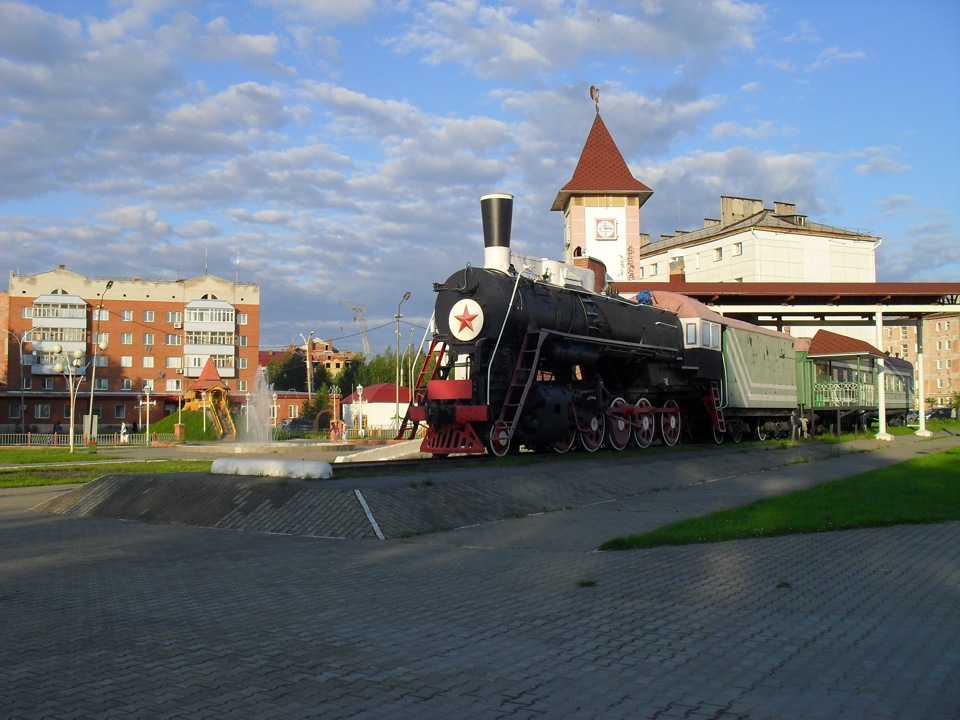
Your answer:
[481,192,513,272]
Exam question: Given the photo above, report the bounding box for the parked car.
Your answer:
[280,418,314,431]
[925,407,954,420]
[906,410,920,423]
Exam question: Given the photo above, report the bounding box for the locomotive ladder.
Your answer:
[707,380,726,433]
[492,330,550,446]
[395,339,448,441]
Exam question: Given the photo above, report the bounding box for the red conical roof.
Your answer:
[551,113,653,211]
[188,357,227,391]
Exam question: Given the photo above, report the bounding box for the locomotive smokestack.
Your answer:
[481,192,513,272]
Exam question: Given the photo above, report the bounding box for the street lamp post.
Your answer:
[52,345,86,454]
[300,331,315,404]
[201,391,207,432]
[87,279,113,444]
[140,387,155,445]
[395,291,411,429]
[356,384,364,438]
[4,329,28,434]
[272,393,278,436]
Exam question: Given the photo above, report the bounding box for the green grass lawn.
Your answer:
[0,448,212,488]
[600,445,960,551]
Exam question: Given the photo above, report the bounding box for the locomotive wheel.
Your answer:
[579,413,605,452]
[553,425,577,454]
[487,423,512,458]
[633,398,655,448]
[606,397,631,451]
[756,421,768,442]
[661,400,681,447]
[711,424,724,444]
[729,423,743,443]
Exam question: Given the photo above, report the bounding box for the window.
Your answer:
[238,358,247,370]
[92,332,108,345]
[121,356,133,367]
[143,356,154,368]
[121,378,132,390]
[143,333,155,346]
[166,311,182,324]
[164,379,182,392]
[638,267,645,279]
[900,327,908,340]
[142,379,154,391]
[122,310,133,322]
[21,378,31,390]
[703,321,721,349]
[115,405,126,419]
[237,313,248,325]
[94,378,107,391]
[238,380,248,392]
[93,308,109,322]
[166,334,182,345]
[42,377,54,390]
[901,344,909,358]
[10,404,22,420]
[937,379,943,389]
[143,311,155,323]
[715,247,723,261]
[685,323,697,345]
[35,404,51,419]
[121,333,133,345]
[936,322,942,332]
[650,263,658,276]
[95,355,108,368]
[21,306,33,319]
[733,242,743,256]
[238,335,248,347]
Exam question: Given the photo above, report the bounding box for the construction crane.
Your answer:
[338,300,372,356]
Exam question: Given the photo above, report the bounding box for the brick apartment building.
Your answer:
[1,266,260,432]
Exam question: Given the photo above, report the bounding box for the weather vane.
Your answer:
[589,85,600,114]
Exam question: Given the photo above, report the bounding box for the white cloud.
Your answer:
[808,46,867,71]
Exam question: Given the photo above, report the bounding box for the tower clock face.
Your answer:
[595,218,616,240]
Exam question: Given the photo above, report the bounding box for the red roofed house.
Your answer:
[342,382,412,436]
[803,330,913,422]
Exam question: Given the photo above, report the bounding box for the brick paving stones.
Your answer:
[1,434,958,719]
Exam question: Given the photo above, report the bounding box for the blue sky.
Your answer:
[1,0,958,353]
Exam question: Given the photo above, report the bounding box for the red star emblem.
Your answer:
[454,305,479,333]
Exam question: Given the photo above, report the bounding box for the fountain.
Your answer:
[211,366,333,477]
[238,366,276,444]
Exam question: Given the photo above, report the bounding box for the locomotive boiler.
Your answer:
[411,193,700,456]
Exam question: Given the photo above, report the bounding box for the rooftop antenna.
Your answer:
[589,84,600,114]
[204,240,209,275]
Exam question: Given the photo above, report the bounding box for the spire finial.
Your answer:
[589,85,600,114]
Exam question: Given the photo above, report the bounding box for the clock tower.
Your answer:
[551,100,653,282]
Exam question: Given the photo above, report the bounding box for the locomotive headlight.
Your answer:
[449,299,484,341]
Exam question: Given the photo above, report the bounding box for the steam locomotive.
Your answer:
[400,194,911,455]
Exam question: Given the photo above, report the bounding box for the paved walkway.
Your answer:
[1,434,958,719]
